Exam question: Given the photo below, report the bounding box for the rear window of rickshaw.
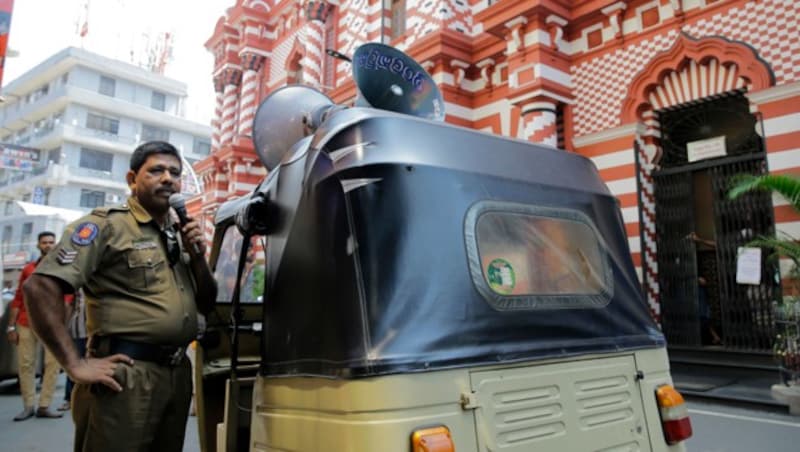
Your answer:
[213,226,265,304]
[466,202,613,310]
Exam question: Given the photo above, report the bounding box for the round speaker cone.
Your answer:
[352,43,444,121]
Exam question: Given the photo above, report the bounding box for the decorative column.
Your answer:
[219,67,242,146]
[635,111,660,320]
[211,76,225,152]
[518,99,558,147]
[301,0,335,88]
[237,52,266,138]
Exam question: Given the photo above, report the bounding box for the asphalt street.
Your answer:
[0,375,798,451]
[0,373,200,451]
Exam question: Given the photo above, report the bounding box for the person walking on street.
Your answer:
[22,141,217,452]
[59,289,88,412]
[6,231,65,421]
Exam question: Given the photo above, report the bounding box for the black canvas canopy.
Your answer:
[235,108,664,378]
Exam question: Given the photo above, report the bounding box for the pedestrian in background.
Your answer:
[6,231,65,421]
[22,141,217,452]
[59,288,87,412]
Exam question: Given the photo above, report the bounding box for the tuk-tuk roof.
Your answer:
[246,108,664,378]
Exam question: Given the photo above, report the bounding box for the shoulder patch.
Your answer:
[71,222,99,246]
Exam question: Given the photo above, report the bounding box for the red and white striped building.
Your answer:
[196,0,800,335]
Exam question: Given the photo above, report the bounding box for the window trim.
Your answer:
[464,200,614,311]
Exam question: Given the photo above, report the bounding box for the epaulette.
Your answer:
[90,204,130,218]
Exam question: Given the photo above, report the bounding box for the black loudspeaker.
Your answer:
[352,43,444,121]
[251,43,444,169]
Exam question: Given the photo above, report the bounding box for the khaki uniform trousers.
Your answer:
[72,357,192,452]
[16,325,61,409]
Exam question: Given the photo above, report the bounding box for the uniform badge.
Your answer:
[71,222,99,246]
[57,248,78,265]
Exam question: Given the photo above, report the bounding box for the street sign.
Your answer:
[32,186,45,204]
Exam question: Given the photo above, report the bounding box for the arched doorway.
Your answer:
[655,91,777,351]
[623,34,779,352]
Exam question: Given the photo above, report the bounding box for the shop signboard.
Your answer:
[0,143,41,171]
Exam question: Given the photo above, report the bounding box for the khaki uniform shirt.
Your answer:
[35,196,198,346]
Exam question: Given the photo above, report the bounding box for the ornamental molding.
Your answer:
[621,33,774,123]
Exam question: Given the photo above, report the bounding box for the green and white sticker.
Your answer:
[486,258,516,294]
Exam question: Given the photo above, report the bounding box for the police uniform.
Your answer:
[35,196,199,452]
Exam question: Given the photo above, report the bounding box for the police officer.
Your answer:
[23,141,217,451]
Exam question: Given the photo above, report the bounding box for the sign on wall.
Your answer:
[0,143,41,171]
[687,136,727,163]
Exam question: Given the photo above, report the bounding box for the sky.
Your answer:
[3,0,233,125]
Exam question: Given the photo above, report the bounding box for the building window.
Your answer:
[79,148,114,172]
[2,225,12,254]
[390,0,406,39]
[31,84,49,102]
[99,76,116,96]
[465,202,612,311]
[86,113,119,135]
[141,124,170,142]
[61,72,69,84]
[151,91,166,111]
[193,138,211,156]
[21,222,33,249]
[48,147,62,164]
[80,189,106,208]
[586,28,603,49]
[52,110,64,125]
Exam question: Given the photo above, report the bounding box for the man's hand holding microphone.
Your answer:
[169,193,206,257]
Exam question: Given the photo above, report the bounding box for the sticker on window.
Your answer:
[486,258,516,294]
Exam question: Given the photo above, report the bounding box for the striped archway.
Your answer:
[622,33,774,322]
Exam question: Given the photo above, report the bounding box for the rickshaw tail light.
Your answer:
[655,385,692,444]
[411,426,455,452]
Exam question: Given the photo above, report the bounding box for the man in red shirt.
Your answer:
[6,231,64,421]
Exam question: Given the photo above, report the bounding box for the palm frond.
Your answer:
[728,174,800,210]
[747,236,800,267]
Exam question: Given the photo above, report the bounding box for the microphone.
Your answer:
[168,193,201,255]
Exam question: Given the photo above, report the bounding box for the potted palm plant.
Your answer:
[729,174,800,414]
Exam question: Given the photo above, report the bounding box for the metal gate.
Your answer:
[654,170,700,346]
[710,157,778,351]
[652,92,780,352]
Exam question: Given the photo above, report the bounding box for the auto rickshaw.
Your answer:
[195,43,692,452]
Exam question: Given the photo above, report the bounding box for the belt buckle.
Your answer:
[168,347,185,366]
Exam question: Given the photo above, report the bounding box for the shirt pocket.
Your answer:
[126,247,166,290]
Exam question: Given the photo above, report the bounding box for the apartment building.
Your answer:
[0,46,211,289]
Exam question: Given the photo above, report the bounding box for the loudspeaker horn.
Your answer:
[251,85,334,169]
[352,43,444,121]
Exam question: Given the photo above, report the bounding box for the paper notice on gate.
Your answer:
[736,247,762,285]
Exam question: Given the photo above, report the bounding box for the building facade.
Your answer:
[0,47,212,289]
[200,0,799,353]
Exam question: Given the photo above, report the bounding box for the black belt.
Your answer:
[89,336,187,367]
